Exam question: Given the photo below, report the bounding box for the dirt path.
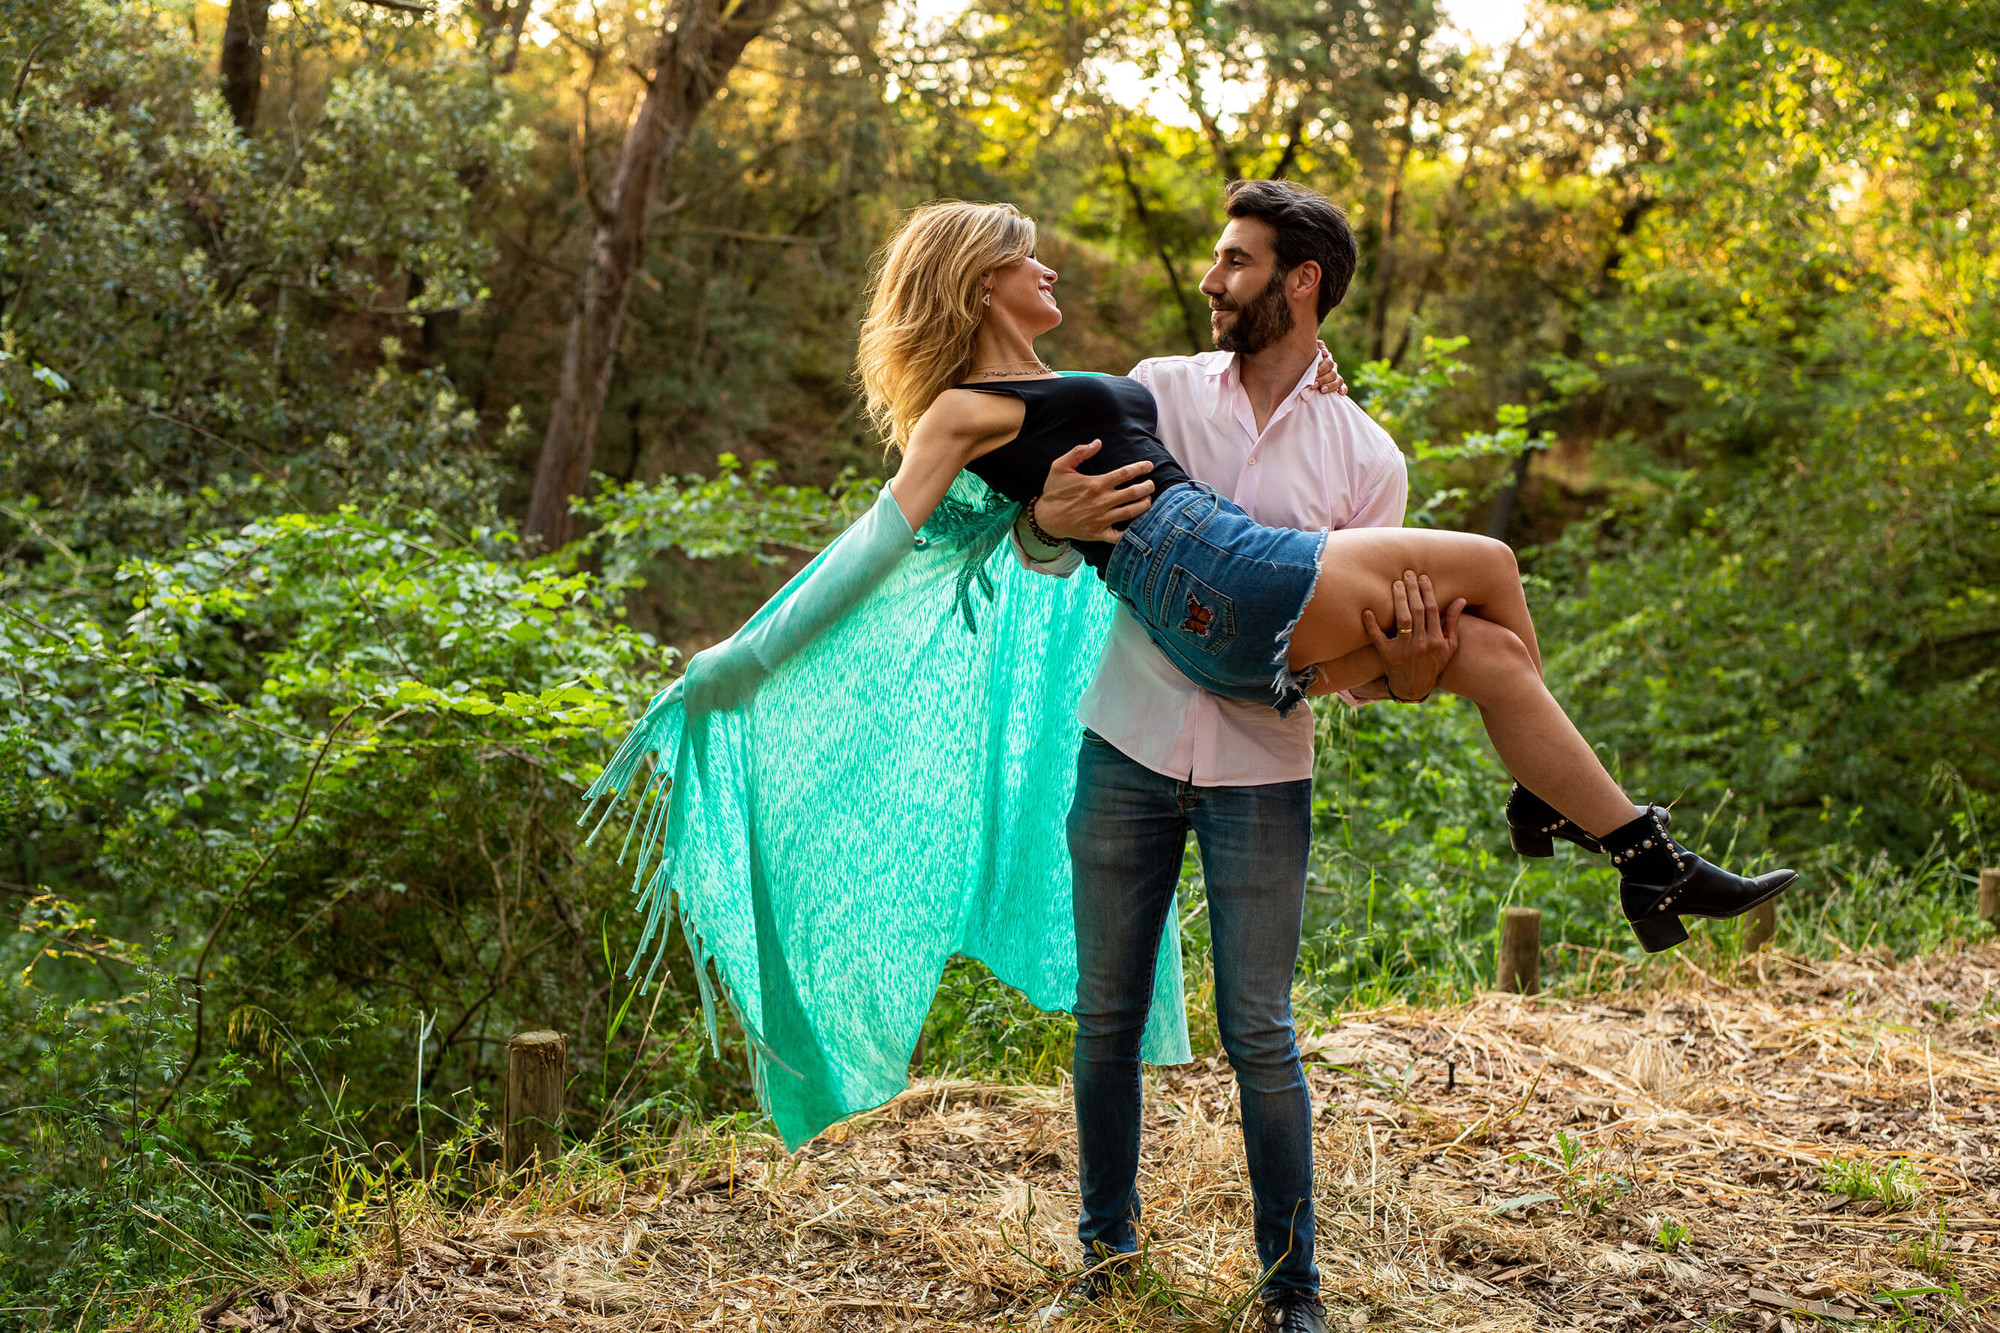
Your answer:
[204,946,2000,1331]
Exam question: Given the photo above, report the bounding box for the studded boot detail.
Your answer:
[1604,805,1799,953]
[1505,782,1605,857]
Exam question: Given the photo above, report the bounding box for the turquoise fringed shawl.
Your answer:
[583,471,1192,1150]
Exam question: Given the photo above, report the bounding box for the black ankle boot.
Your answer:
[1505,782,1603,856]
[1604,805,1798,953]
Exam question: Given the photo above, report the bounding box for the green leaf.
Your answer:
[1489,1193,1560,1216]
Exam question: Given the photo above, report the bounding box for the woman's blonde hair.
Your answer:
[855,201,1037,453]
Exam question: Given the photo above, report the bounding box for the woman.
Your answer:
[586,201,1791,1149]
[856,200,1794,954]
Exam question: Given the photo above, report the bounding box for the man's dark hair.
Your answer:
[1224,179,1356,321]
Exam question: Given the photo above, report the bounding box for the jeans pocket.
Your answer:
[1160,566,1238,657]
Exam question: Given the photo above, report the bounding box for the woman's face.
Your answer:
[984,254,1061,335]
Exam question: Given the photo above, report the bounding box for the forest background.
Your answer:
[2,0,1996,1323]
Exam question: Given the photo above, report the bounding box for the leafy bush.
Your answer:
[0,0,528,558]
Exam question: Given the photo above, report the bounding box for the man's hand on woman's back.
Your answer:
[1031,439,1156,544]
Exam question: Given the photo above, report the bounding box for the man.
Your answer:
[1018,180,1461,1332]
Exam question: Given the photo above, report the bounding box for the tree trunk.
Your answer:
[1111,137,1205,354]
[524,0,783,551]
[1365,123,1413,363]
[219,0,271,134]
[1485,446,1535,542]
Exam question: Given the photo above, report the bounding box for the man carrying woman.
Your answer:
[584,180,1794,1331]
[1016,180,1453,1330]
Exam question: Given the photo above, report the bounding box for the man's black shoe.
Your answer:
[1261,1289,1329,1332]
[1035,1260,1130,1325]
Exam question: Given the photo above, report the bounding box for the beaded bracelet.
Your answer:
[1025,496,1063,549]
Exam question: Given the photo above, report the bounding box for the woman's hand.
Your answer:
[1309,341,1347,396]
[681,637,767,714]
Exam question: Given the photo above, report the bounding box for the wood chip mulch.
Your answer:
[194,943,2000,1331]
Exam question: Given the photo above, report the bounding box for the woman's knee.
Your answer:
[1463,534,1518,589]
[1447,617,1538,701]
[1218,1017,1304,1094]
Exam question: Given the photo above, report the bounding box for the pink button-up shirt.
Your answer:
[1018,352,1408,786]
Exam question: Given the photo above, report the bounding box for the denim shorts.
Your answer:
[1103,482,1327,714]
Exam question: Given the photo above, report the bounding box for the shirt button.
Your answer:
[1247,456,1259,465]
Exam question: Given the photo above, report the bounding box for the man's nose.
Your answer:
[1198,264,1225,297]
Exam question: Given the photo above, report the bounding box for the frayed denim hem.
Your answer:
[1267,528,1330,716]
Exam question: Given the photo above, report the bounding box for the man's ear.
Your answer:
[1290,259,1323,308]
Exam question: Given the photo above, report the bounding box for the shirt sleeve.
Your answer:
[1347,436,1410,531]
[1007,512,1083,578]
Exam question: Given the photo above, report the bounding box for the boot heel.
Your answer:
[1509,825,1555,858]
[1631,913,1689,954]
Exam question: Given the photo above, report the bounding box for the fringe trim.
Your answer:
[1267,527,1332,717]
[578,686,808,1090]
[578,685,725,1056]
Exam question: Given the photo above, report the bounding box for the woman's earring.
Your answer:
[982,292,991,306]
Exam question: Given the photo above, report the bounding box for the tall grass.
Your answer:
[916,695,1993,1083]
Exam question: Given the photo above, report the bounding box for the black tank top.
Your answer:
[958,374,1191,573]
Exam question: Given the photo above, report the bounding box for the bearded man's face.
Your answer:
[1201,216,1298,355]
[1211,266,1294,354]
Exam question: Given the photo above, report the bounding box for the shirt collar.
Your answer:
[1203,351,1320,391]
[1203,352,1320,436]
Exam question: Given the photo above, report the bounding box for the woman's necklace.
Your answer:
[967,357,1054,379]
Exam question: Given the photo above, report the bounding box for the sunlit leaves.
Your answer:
[572,454,882,587]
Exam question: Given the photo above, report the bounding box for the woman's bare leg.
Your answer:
[1287,529,1542,673]
[1309,617,1637,839]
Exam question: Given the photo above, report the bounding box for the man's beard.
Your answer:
[1211,270,1294,354]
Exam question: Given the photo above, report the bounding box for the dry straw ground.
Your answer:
[199,945,2000,1332]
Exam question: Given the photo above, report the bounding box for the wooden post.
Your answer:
[1980,868,2000,929]
[1743,900,1777,954]
[504,1031,567,1177]
[1498,908,1541,995]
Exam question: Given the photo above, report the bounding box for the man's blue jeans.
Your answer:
[1068,731,1318,1296]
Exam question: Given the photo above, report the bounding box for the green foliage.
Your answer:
[5,0,1999,1321]
[6,900,363,1324]
[1902,1213,1959,1281]
[1350,336,1557,528]
[1823,1157,1927,1212]
[1510,1129,1624,1216]
[0,0,528,558]
[0,508,715,1318]
[574,455,883,588]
